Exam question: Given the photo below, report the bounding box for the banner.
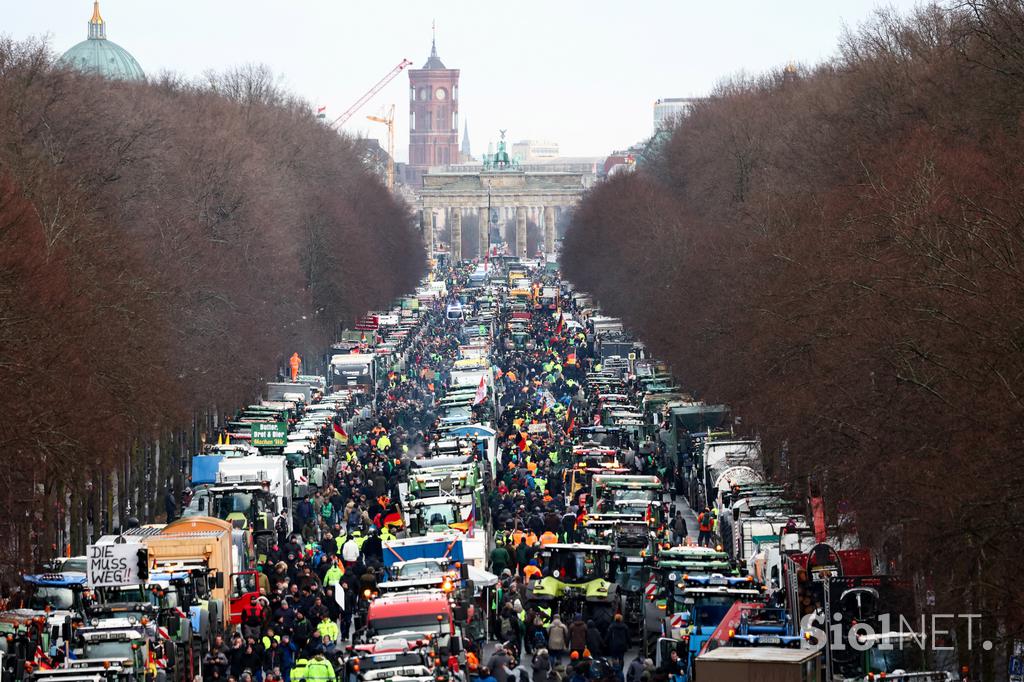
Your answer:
[87,542,145,588]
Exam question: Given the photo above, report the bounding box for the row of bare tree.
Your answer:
[563,0,1024,669]
[0,41,424,581]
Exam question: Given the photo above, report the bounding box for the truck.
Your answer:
[265,382,313,403]
[360,593,467,659]
[329,353,378,394]
[123,516,256,632]
[197,455,292,551]
[341,639,435,682]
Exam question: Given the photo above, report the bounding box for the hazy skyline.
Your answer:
[7,0,922,161]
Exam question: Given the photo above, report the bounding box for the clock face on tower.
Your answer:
[435,88,447,100]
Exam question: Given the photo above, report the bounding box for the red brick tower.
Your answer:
[408,35,460,183]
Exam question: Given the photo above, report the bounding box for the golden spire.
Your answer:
[87,1,107,40]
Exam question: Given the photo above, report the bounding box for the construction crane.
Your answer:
[330,59,412,128]
[367,104,396,190]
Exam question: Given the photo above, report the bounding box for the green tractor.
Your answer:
[640,545,741,657]
[525,544,618,622]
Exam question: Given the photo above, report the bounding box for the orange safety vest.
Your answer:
[523,564,543,582]
[699,513,714,532]
[540,531,558,546]
[511,529,525,547]
[525,531,539,547]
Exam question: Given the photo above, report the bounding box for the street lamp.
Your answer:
[486,179,493,258]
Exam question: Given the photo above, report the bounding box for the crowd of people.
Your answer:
[192,263,692,682]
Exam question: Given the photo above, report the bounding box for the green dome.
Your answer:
[60,38,145,81]
[58,2,145,81]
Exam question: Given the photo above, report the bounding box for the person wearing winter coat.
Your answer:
[532,649,553,682]
[547,615,569,662]
[584,619,604,657]
[605,614,630,666]
[567,618,588,656]
[487,648,513,682]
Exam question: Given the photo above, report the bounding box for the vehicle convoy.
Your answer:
[12,259,960,682]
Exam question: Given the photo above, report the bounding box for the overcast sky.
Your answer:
[8,0,922,161]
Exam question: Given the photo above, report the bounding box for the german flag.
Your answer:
[554,312,564,337]
[333,422,348,444]
[565,402,575,434]
[381,504,404,528]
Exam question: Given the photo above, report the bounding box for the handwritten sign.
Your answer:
[87,542,144,588]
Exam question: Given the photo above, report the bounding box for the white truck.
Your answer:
[192,456,293,553]
[329,353,377,393]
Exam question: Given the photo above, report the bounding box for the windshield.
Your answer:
[84,640,137,660]
[396,561,446,580]
[100,585,149,604]
[690,596,740,628]
[614,564,645,591]
[29,587,75,610]
[360,653,425,672]
[420,504,457,527]
[549,550,608,582]
[613,489,658,502]
[213,492,254,517]
[866,642,922,672]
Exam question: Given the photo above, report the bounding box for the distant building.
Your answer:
[59,1,145,81]
[653,97,700,131]
[408,34,460,185]
[460,121,473,162]
[511,140,560,162]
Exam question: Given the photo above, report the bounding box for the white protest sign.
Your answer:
[87,541,145,588]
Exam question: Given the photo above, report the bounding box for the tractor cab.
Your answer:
[525,544,618,622]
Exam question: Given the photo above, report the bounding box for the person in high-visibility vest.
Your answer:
[697,507,715,547]
[262,629,281,651]
[289,352,302,382]
[540,530,558,546]
[291,657,310,682]
[523,560,542,582]
[317,615,340,643]
[323,560,344,587]
[303,653,336,682]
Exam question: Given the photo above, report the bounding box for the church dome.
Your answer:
[59,1,145,81]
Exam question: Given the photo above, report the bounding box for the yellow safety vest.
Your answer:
[293,658,310,682]
[318,619,339,641]
[304,658,336,682]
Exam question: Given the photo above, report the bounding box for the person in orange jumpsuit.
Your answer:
[289,352,302,381]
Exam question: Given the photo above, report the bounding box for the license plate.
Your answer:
[759,636,781,644]
[375,654,397,662]
[709,577,726,585]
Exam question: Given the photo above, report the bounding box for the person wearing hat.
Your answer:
[490,539,511,576]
